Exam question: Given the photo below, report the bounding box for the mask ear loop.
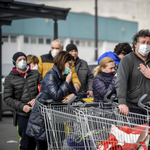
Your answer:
[12,60,16,66]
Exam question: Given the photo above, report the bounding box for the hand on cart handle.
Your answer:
[119,104,129,116]
[87,91,93,97]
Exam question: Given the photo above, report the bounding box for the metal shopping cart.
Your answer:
[67,93,150,150]
[35,93,91,150]
[35,92,150,150]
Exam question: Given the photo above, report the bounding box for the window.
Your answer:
[31,37,36,44]
[2,36,8,42]
[82,40,85,46]
[24,36,29,43]
[87,41,91,47]
[46,38,51,44]
[10,36,17,43]
[38,38,44,44]
[76,40,80,46]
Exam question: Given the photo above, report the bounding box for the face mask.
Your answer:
[32,65,39,70]
[138,44,150,56]
[16,59,27,70]
[51,49,59,58]
[63,66,71,75]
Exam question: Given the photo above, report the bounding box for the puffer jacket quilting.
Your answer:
[4,70,43,117]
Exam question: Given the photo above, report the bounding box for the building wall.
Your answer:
[2,12,137,75]
[36,0,149,30]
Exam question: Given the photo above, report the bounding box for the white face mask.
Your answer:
[51,49,59,58]
[138,44,150,56]
[32,65,39,70]
[16,59,27,70]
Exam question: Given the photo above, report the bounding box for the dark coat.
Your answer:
[4,69,43,117]
[74,57,93,92]
[93,72,116,102]
[26,65,80,141]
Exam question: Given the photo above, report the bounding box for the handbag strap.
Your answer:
[19,78,28,100]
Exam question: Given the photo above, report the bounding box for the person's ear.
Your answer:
[101,67,104,72]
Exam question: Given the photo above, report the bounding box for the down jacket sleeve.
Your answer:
[41,71,71,102]
[4,76,25,111]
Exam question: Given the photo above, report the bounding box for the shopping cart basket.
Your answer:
[67,94,150,150]
[35,93,94,150]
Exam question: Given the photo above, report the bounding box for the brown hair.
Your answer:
[53,51,74,72]
[27,55,39,64]
[94,57,114,76]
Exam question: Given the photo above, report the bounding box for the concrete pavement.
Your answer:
[0,112,19,150]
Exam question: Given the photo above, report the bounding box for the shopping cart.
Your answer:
[67,93,150,150]
[35,93,93,150]
[35,92,150,150]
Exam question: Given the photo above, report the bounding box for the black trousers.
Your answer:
[17,115,36,150]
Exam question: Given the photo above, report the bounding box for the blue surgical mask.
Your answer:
[63,66,71,75]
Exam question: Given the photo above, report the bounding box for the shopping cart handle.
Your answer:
[138,94,148,109]
[68,96,78,106]
[79,102,100,108]
[35,92,42,100]
[103,91,115,104]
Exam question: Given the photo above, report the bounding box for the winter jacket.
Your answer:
[98,51,121,73]
[26,64,80,141]
[74,57,93,92]
[93,72,116,102]
[4,68,43,117]
[115,52,150,108]
[38,51,81,87]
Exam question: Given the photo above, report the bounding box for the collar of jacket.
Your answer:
[101,71,114,77]
[49,50,54,60]
[12,65,31,77]
[74,57,79,64]
[52,64,64,79]
[134,52,150,63]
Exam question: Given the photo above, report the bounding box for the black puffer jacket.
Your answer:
[26,65,80,141]
[4,69,43,117]
[74,57,93,92]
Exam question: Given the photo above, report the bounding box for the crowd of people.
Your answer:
[3,29,150,150]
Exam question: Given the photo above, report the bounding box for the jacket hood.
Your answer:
[98,51,121,65]
[12,65,30,77]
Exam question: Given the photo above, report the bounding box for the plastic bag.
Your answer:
[97,123,149,150]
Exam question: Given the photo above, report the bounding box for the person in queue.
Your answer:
[93,57,117,102]
[4,52,43,150]
[27,54,39,70]
[115,29,150,115]
[96,42,132,75]
[66,43,93,96]
[26,51,80,150]
[38,39,81,92]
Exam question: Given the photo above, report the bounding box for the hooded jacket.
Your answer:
[4,66,43,117]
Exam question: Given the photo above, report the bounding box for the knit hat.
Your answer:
[66,43,78,52]
[12,52,27,66]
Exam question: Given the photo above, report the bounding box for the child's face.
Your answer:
[30,63,38,70]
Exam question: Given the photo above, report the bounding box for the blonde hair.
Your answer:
[94,57,114,76]
[27,54,39,64]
